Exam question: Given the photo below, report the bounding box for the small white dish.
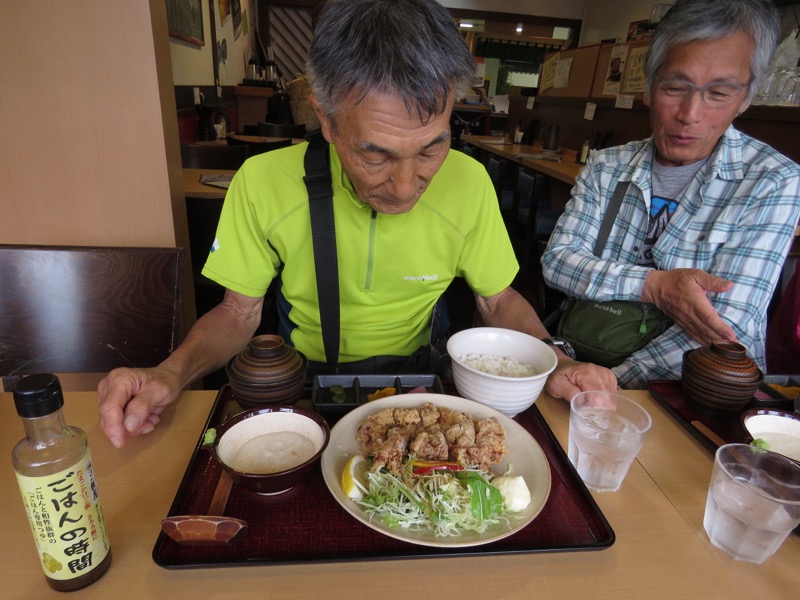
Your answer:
[742,409,800,462]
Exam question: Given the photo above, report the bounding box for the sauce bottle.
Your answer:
[578,136,591,164]
[11,374,112,591]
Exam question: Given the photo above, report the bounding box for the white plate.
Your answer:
[320,393,551,548]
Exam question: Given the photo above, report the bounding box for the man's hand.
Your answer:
[97,366,183,449]
[545,358,618,401]
[641,268,736,345]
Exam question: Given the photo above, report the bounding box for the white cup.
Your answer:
[703,443,800,564]
[568,391,652,492]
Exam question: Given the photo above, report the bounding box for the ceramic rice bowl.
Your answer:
[210,406,330,494]
[446,327,558,418]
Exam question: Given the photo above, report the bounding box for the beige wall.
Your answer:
[0,0,194,324]
[579,0,654,46]
[580,1,800,47]
[170,0,256,86]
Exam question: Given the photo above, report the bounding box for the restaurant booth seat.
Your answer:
[0,244,183,391]
[180,143,248,170]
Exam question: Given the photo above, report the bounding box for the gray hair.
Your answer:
[644,0,780,103]
[306,0,476,122]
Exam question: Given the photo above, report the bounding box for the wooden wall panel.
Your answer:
[0,0,196,334]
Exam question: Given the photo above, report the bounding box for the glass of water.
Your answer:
[568,391,652,492]
[703,443,800,564]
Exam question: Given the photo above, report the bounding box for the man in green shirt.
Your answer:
[97,0,616,449]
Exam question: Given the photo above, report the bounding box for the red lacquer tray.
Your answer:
[648,379,797,454]
[152,386,614,568]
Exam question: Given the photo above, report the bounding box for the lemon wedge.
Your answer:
[341,454,369,499]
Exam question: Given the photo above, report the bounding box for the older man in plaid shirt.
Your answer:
[542,0,800,388]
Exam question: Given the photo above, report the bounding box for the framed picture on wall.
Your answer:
[627,19,655,42]
[167,0,205,47]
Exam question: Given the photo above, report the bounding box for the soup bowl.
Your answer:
[681,341,763,411]
[741,408,800,464]
[207,406,330,494]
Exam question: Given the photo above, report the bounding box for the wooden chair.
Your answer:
[0,244,183,391]
[257,121,306,139]
[512,170,562,308]
[225,135,292,157]
[460,143,477,158]
[486,155,514,217]
[180,143,248,170]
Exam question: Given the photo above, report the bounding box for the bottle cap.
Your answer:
[13,373,64,418]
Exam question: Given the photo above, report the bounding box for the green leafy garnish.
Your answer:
[456,471,504,520]
[751,438,769,450]
[203,427,217,446]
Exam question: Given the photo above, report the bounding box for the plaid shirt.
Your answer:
[542,126,800,388]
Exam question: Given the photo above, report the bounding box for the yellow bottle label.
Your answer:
[16,450,111,581]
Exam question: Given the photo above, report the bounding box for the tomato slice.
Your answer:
[410,460,465,476]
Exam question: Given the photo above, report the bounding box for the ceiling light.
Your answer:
[516,23,523,33]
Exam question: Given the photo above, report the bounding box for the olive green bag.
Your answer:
[555,182,673,368]
[556,298,672,367]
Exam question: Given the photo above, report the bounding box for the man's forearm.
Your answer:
[160,292,264,388]
[475,288,552,339]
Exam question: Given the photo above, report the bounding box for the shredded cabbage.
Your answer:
[356,459,516,537]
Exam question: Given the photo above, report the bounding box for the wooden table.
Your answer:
[196,134,302,147]
[183,168,236,200]
[2,389,796,599]
[461,134,583,186]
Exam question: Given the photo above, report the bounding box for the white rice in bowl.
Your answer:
[459,353,537,377]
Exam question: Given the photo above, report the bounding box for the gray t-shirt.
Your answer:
[637,158,707,266]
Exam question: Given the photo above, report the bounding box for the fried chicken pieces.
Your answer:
[356,402,508,475]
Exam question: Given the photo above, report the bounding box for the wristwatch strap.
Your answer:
[542,337,577,360]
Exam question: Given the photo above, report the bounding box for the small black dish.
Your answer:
[751,375,800,411]
[311,374,444,421]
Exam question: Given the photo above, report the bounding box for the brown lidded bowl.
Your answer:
[208,405,330,495]
[227,334,307,405]
[682,341,764,412]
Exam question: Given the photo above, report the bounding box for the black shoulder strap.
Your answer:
[303,131,339,369]
[593,180,629,257]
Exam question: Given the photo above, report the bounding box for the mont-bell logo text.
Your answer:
[404,274,438,282]
[593,302,622,316]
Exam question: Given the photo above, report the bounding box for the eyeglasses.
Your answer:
[655,79,748,108]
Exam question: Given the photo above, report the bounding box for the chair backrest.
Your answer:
[180,143,248,170]
[461,143,476,158]
[0,244,183,391]
[257,121,306,139]
[515,170,560,237]
[486,155,504,194]
[225,135,292,157]
[517,170,552,219]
